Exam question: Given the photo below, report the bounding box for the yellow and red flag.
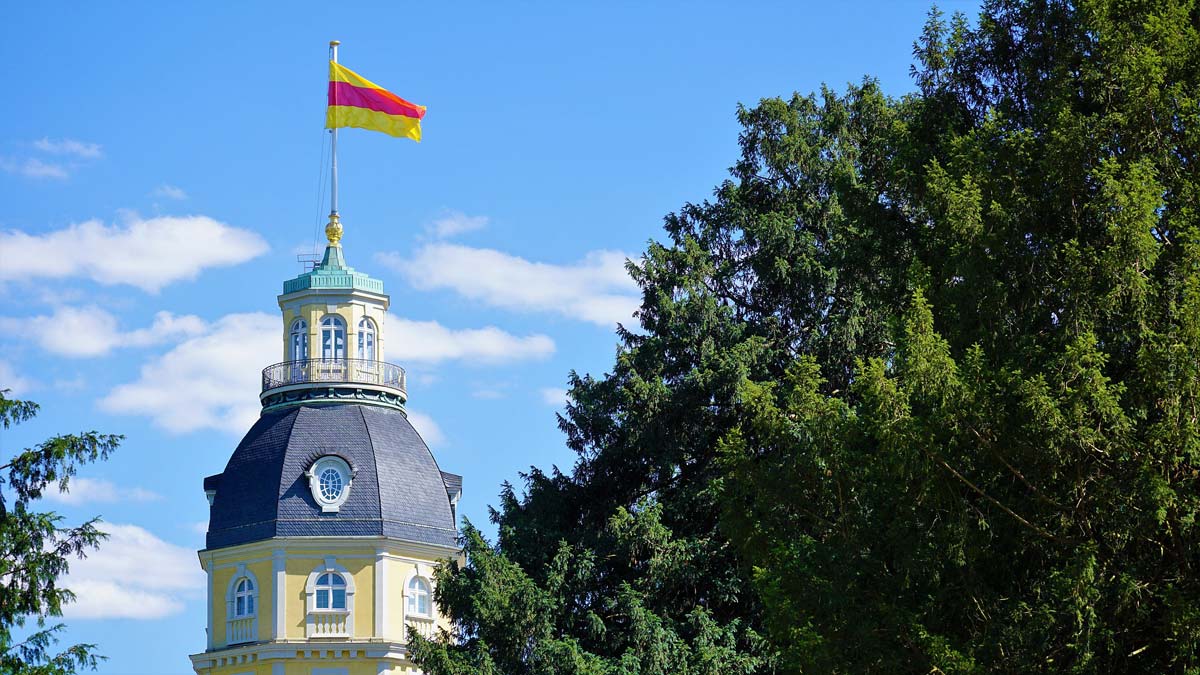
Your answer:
[326,62,425,142]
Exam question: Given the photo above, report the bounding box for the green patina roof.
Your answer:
[282,244,385,296]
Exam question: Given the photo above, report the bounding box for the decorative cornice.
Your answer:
[199,535,460,566]
[278,288,391,312]
[189,639,414,670]
[260,385,407,413]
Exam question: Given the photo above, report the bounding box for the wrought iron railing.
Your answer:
[261,358,406,395]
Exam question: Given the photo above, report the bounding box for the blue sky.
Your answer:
[0,2,978,672]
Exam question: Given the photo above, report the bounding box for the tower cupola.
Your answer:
[261,222,407,413]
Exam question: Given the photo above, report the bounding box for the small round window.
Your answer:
[308,456,353,512]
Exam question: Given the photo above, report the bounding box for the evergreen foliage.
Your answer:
[411,1,1200,672]
[0,391,122,674]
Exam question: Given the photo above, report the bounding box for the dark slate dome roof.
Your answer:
[205,404,459,550]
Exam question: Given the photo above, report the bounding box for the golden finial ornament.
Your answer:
[325,213,343,246]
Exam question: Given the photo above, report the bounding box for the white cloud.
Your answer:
[292,241,321,256]
[427,211,488,239]
[540,387,569,407]
[52,375,87,392]
[65,582,185,620]
[405,410,445,446]
[470,380,512,400]
[152,184,187,200]
[381,243,640,327]
[0,215,269,291]
[387,315,555,364]
[125,311,207,344]
[0,360,34,395]
[30,285,87,306]
[61,523,202,620]
[43,477,162,506]
[101,312,277,434]
[0,139,101,180]
[3,306,119,357]
[33,137,103,159]
[0,156,68,179]
[0,306,206,358]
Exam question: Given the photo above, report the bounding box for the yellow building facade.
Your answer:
[191,220,460,675]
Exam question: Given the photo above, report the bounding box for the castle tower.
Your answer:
[189,218,461,675]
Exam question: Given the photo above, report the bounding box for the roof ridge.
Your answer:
[358,404,384,523]
[274,407,304,536]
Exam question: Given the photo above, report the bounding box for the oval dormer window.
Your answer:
[308,455,353,512]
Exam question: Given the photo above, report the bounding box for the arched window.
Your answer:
[357,317,376,361]
[224,563,259,645]
[320,315,346,361]
[233,577,255,617]
[289,319,308,361]
[407,576,431,617]
[314,572,347,610]
[305,558,356,637]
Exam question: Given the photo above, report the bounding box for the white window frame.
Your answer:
[402,568,437,631]
[233,577,256,617]
[320,315,347,361]
[305,558,356,638]
[224,563,259,645]
[405,575,432,618]
[306,455,354,513]
[313,571,348,610]
[289,318,309,361]
[357,317,377,361]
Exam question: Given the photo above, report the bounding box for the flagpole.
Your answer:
[329,40,340,223]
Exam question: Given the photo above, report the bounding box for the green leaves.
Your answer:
[410,519,766,675]
[413,1,1200,673]
[0,390,122,675]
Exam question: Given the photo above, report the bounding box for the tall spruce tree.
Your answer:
[410,1,1200,672]
[0,390,122,674]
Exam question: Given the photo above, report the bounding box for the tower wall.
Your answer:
[279,300,389,363]
[194,539,455,674]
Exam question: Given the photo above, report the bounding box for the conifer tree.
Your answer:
[0,391,122,674]
[410,1,1200,672]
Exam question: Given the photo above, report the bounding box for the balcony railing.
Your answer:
[261,358,407,395]
[226,617,255,645]
[406,616,437,641]
[307,610,350,638]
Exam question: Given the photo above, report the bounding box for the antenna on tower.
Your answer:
[297,252,322,272]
